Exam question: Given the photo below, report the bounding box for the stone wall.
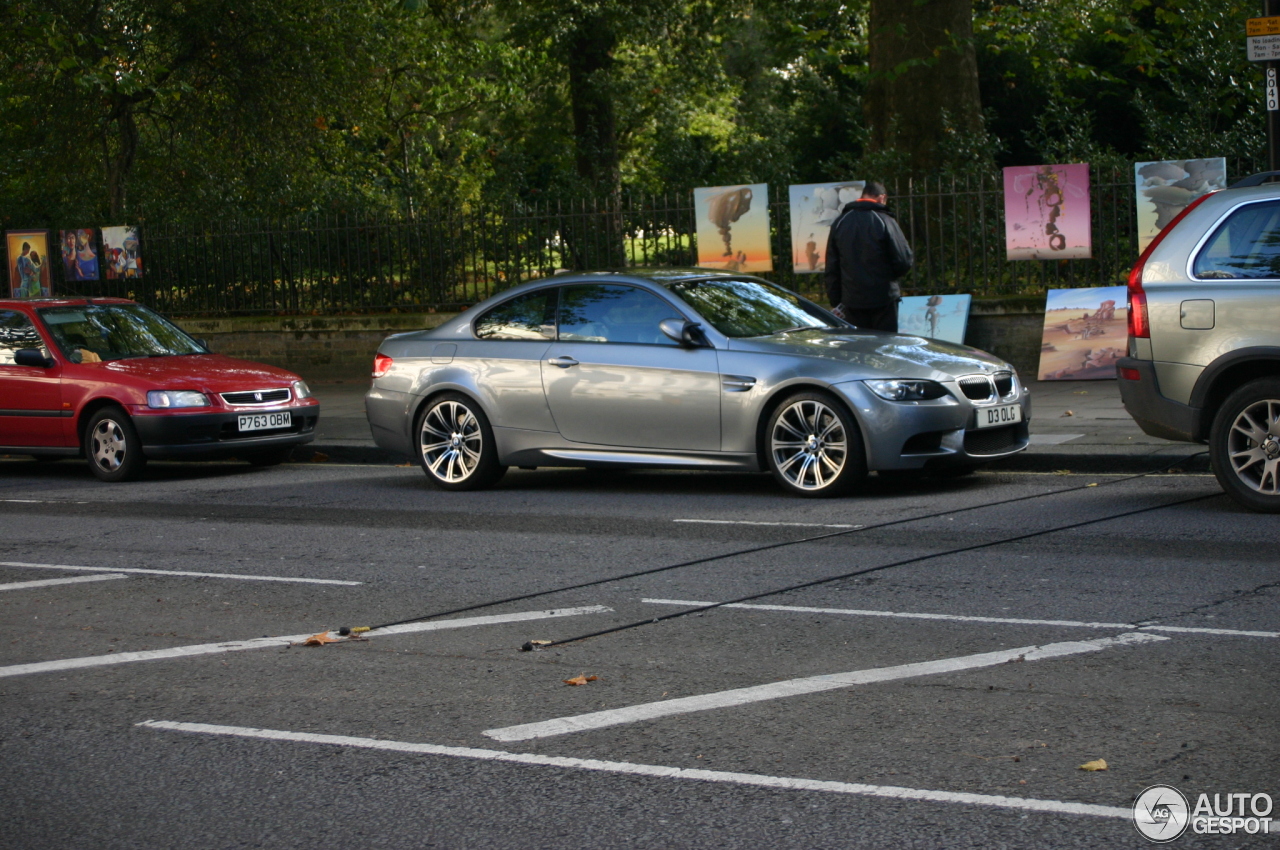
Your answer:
[173,296,1048,383]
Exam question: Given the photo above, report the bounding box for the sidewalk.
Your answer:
[305,380,1211,474]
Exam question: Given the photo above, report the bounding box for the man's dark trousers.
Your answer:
[845,301,899,333]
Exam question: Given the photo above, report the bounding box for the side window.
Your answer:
[0,311,45,366]
[557,285,682,345]
[473,289,556,340]
[1193,201,1280,280]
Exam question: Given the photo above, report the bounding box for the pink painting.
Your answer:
[1003,164,1091,260]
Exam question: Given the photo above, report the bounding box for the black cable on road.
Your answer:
[534,490,1220,649]
[345,451,1208,635]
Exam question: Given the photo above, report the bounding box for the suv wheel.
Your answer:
[1209,378,1280,513]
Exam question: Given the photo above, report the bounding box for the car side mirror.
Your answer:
[14,348,52,368]
[660,318,709,348]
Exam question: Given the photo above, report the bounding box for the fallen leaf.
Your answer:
[563,674,599,686]
[1061,410,1074,417]
[311,452,330,463]
[528,639,551,646]
[1079,758,1108,771]
[396,462,413,467]
[292,628,341,646]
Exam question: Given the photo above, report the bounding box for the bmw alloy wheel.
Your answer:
[769,397,851,493]
[416,394,507,490]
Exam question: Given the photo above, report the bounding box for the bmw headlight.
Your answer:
[864,379,949,401]
[147,390,210,409]
[292,380,312,400]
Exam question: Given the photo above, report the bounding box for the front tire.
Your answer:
[85,408,147,482]
[765,392,866,497]
[415,393,507,491]
[1210,378,1280,513]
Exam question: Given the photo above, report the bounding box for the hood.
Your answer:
[725,328,1010,381]
[99,354,301,392]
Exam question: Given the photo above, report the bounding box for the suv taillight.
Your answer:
[1127,191,1216,341]
[372,353,393,378]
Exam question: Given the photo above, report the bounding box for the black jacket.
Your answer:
[823,200,914,309]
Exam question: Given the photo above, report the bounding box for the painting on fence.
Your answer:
[1037,286,1127,380]
[60,229,100,281]
[898,294,971,344]
[101,225,141,279]
[786,181,865,273]
[1003,164,1091,261]
[6,230,52,298]
[693,184,772,272]
[1134,158,1227,252]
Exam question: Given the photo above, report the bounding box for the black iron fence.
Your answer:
[10,164,1252,316]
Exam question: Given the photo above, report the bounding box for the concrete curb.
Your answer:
[293,444,1213,476]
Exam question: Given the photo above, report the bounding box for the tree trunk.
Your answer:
[865,0,983,175]
[566,15,619,194]
[105,102,139,218]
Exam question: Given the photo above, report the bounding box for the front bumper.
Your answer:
[1116,357,1202,443]
[131,405,320,459]
[834,381,1032,471]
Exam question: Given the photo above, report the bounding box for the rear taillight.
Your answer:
[372,353,393,378]
[1119,366,1141,381]
[1127,190,1215,341]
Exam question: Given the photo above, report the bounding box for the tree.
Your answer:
[864,0,984,174]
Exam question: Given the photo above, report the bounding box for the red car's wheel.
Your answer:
[86,407,147,482]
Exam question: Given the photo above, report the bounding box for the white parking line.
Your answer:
[485,633,1165,742]
[0,561,362,586]
[0,498,89,504]
[674,519,861,529]
[642,598,1280,639]
[138,720,1130,821]
[0,605,612,679]
[0,573,127,591]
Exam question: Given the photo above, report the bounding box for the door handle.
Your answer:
[548,356,579,368]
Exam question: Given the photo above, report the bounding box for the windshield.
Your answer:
[667,278,845,338]
[37,304,205,363]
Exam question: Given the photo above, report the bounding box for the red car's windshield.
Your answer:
[38,304,205,363]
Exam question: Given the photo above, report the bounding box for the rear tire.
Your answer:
[1209,378,1280,513]
[415,393,507,491]
[765,391,866,497]
[85,408,147,482]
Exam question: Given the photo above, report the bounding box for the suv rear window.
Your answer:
[1193,200,1280,280]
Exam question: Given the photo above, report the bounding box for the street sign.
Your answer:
[1269,67,1279,112]
[1248,34,1280,62]
[1249,16,1280,36]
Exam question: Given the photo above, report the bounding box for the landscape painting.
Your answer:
[1134,158,1227,252]
[6,229,52,298]
[1003,163,1092,260]
[1038,286,1127,380]
[101,225,142,279]
[898,294,971,344]
[787,181,865,273]
[693,184,772,272]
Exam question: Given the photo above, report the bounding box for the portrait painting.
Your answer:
[693,184,772,272]
[1037,286,1128,380]
[101,225,142,279]
[898,294,971,344]
[787,181,865,273]
[61,228,100,281]
[1004,164,1092,260]
[6,230,53,299]
[1134,159,1226,252]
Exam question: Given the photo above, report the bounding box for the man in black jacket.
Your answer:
[823,181,914,332]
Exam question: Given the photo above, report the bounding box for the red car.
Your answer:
[0,297,320,481]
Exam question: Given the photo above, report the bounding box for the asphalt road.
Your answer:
[0,458,1276,849]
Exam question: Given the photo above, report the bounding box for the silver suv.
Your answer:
[1118,173,1280,512]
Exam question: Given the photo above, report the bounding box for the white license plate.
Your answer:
[238,412,291,432]
[974,403,1022,429]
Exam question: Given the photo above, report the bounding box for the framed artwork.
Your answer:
[787,181,865,273]
[693,184,772,272]
[6,230,53,298]
[101,225,142,279]
[1003,164,1092,260]
[1134,159,1226,252]
[1037,286,1128,380]
[898,294,971,344]
[60,228,100,281]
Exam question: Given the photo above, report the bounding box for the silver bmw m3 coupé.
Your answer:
[364,270,1030,496]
